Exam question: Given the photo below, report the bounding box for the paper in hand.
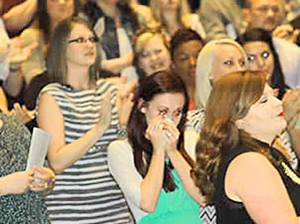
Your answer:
[26,127,51,170]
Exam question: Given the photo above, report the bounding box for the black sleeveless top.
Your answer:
[214,141,300,224]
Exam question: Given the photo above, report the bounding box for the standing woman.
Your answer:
[82,0,140,81]
[193,71,300,224]
[108,71,204,224]
[37,17,133,223]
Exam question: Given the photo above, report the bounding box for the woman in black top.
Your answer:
[193,71,300,224]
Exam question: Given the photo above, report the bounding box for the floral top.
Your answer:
[0,113,49,223]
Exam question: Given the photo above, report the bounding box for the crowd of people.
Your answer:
[1,0,300,223]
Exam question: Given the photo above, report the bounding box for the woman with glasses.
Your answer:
[36,17,133,223]
[2,0,80,124]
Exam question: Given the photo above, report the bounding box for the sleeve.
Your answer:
[199,0,230,42]
[131,4,155,29]
[186,109,206,133]
[183,14,206,40]
[108,140,143,207]
[184,130,200,161]
[20,27,46,85]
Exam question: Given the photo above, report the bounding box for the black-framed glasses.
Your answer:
[49,0,72,3]
[68,36,99,44]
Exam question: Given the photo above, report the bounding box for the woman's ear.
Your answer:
[138,99,147,114]
[235,119,247,130]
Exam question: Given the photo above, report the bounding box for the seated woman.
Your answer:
[82,0,140,81]
[193,71,300,224]
[133,28,172,82]
[108,71,204,224]
[36,17,133,223]
[0,113,55,223]
[170,28,204,110]
[236,28,287,99]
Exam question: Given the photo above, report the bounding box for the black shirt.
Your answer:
[215,140,300,223]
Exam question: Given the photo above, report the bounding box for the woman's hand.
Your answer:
[146,116,168,154]
[282,88,300,129]
[95,89,113,134]
[10,103,35,124]
[8,37,38,65]
[30,166,55,194]
[162,119,180,157]
[0,170,34,195]
[116,76,137,126]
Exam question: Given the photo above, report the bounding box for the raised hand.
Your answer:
[272,24,300,44]
[10,103,35,124]
[282,88,300,128]
[145,116,167,154]
[116,75,137,126]
[161,118,180,157]
[8,37,38,65]
[96,89,113,134]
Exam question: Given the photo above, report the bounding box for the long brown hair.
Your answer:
[193,71,274,204]
[47,17,101,86]
[127,70,189,192]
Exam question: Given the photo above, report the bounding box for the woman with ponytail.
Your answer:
[108,70,204,224]
[193,71,300,224]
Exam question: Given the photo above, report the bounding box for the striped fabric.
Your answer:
[40,80,133,224]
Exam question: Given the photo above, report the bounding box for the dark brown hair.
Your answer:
[170,28,204,61]
[38,0,80,42]
[127,70,189,192]
[236,28,287,99]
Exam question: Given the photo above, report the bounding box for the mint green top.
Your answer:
[138,169,203,224]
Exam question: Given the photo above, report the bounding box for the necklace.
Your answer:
[281,162,300,186]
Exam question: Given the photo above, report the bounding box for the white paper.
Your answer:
[26,127,51,170]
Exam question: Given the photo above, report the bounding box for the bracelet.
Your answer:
[117,124,127,138]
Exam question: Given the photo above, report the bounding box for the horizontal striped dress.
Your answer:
[39,80,133,224]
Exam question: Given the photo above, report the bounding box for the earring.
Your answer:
[241,122,246,129]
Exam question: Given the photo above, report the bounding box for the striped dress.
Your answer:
[39,80,133,224]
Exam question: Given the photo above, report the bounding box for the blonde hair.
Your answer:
[150,0,190,27]
[195,38,248,109]
[133,28,169,79]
